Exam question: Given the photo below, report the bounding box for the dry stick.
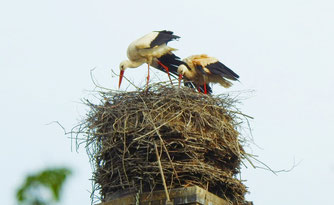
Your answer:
[122,133,130,185]
[90,68,113,91]
[154,141,171,202]
[138,96,182,186]
[155,128,182,185]
[130,111,183,142]
[137,95,182,201]
[111,69,140,90]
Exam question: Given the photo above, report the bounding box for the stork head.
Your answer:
[177,64,188,87]
[118,60,130,88]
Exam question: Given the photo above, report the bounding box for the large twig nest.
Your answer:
[81,83,252,204]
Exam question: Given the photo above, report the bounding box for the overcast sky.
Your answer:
[1,0,334,204]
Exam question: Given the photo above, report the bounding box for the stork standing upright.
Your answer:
[118,30,181,88]
[177,54,239,94]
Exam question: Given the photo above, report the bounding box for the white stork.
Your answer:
[118,30,180,88]
[177,54,239,94]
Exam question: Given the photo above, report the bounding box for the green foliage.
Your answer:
[16,168,71,205]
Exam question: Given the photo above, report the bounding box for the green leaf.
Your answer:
[16,167,72,204]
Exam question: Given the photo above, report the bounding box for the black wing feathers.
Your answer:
[156,54,211,93]
[206,61,239,81]
[150,30,180,48]
[195,65,207,75]
[157,53,182,76]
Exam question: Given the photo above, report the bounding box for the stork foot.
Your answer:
[204,84,207,94]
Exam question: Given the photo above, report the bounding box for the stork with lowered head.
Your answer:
[177,54,239,94]
[119,30,182,88]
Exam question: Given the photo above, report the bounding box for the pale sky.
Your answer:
[1,0,334,204]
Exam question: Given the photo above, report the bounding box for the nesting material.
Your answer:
[82,83,251,204]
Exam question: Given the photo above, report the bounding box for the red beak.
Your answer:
[178,74,183,88]
[118,70,124,88]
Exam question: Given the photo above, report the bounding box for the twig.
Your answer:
[154,141,171,202]
[111,69,140,90]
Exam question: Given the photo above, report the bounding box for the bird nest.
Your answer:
[80,83,252,204]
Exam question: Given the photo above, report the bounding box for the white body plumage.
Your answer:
[118,30,180,88]
[177,54,239,93]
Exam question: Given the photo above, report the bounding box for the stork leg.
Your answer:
[196,84,207,94]
[158,61,173,85]
[146,63,150,90]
